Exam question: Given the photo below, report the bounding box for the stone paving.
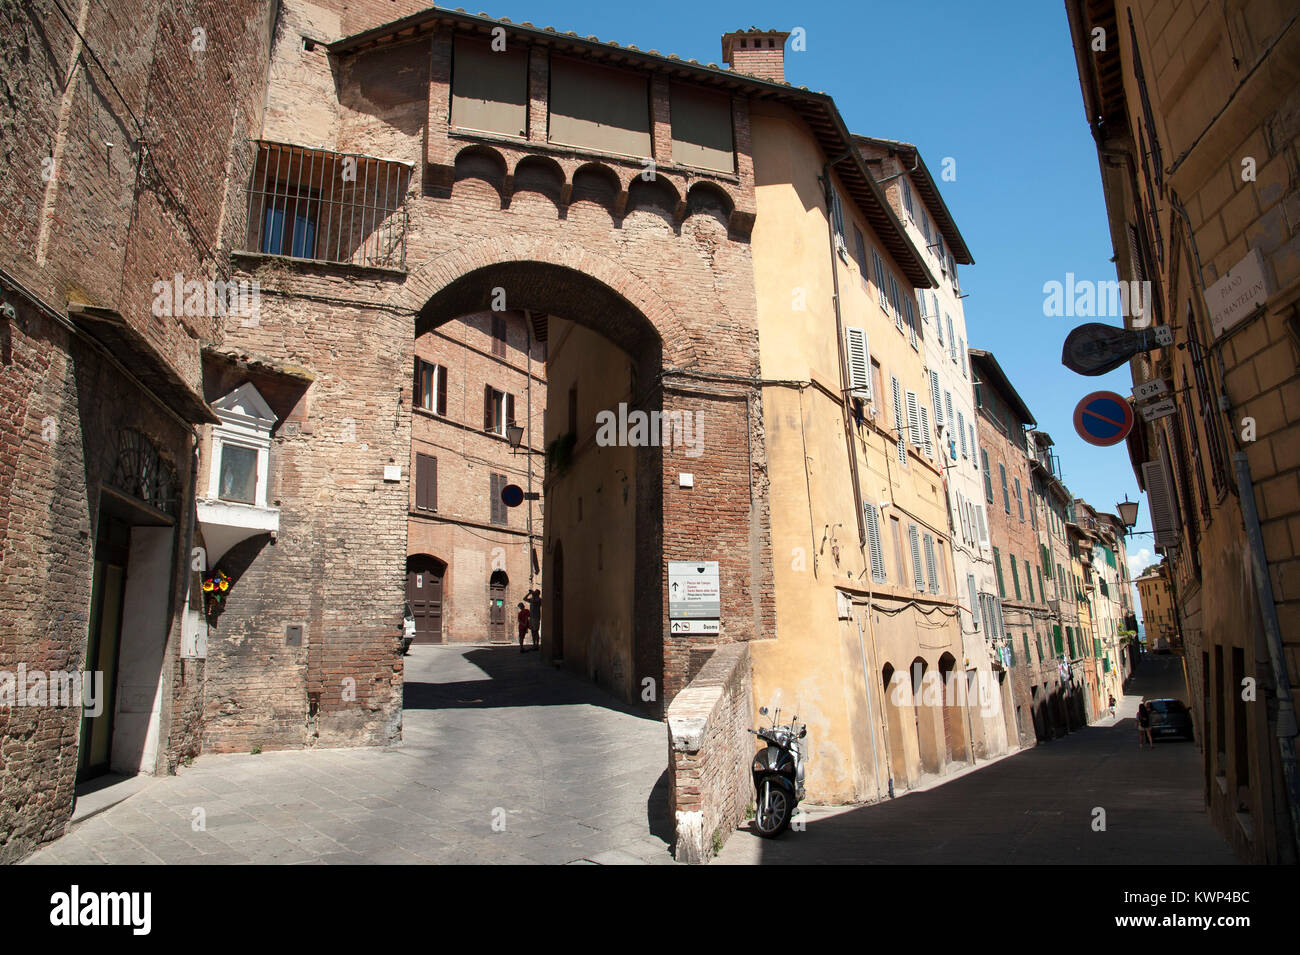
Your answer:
[716,652,1237,864]
[26,645,674,865]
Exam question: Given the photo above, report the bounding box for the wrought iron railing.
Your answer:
[244,141,410,269]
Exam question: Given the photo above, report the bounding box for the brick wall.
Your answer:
[666,642,753,863]
[0,0,274,861]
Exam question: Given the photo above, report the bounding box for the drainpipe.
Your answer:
[525,312,534,590]
[1233,450,1300,858]
[820,154,866,549]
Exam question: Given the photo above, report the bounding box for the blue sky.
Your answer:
[467,0,1160,571]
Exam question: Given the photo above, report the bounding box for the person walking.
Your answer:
[1137,698,1153,749]
[516,602,530,653]
[1108,693,1116,721]
[527,588,542,649]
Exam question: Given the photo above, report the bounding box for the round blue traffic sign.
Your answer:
[1073,391,1134,447]
[501,483,524,507]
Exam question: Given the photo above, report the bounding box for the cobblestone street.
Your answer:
[26,646,673,865]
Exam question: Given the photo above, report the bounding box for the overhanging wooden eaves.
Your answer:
[853,135,973,265]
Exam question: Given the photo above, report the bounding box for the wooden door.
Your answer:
[406,556,444,644]
[489,583,507,642]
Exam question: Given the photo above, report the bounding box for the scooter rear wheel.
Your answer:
[754,779,791,838]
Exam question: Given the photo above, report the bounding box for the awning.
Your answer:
[68,304,219,424]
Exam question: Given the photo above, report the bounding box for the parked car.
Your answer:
[1147,698,1194,741]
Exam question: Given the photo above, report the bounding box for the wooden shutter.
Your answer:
[483,385,493,431]
[437,365,447,416]
[864,503,886,583]
[1142,459,1179,548]
[413,358,423,409]
[920,405,933,458]
[976,504,989,546]
[923,533,937,593]
[891,376,907,465]
[415,454,437,512]
[967,575,979,631]
[1011,556,1021,599]
[489,473,501,523]
[906,391,921,448]
[845,327,871,400]
[909,524,924,591]
[505,393,515,430]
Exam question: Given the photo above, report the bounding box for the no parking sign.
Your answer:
[1073,391,1134,447]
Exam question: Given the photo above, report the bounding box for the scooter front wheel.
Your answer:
[754,778,791,838]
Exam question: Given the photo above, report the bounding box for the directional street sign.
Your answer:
[1138,397,1178,422]
[1073,391,1135,447]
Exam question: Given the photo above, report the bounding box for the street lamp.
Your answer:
[506,422,525,449]
[1116,496,1140,529]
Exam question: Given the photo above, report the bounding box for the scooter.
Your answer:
[749,704,807,837]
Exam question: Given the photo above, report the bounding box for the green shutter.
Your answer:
[1053,625,1064,656]
[994,547,1006,597]
[1011,556,1021,600]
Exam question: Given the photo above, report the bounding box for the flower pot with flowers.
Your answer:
[202,568,231,614]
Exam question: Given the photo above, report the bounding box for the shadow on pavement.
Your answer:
[721,713,1229,865]
[403,645,659,722]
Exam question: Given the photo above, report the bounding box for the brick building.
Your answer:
[1067,0,1300,862]
[1135,561,1178,650]
[971,349,1052,746]
[407,309,545,645]
[0,0,276,862]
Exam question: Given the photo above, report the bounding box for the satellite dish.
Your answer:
[1061,322,1163,377]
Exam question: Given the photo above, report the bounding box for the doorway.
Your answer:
[406,555,445,644]
[489,569,509,643]
[77,513,130,782]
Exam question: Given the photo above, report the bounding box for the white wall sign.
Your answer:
[668,560,720,620]
[1139,398,1178,422]
[670,619,720,635]
[1208,247,1269,339]
[1132,377,1169,403]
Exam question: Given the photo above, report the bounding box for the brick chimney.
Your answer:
[721,29,791,83]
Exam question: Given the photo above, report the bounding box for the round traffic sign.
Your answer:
[500,483,524,507]
[1073,391,1134,447]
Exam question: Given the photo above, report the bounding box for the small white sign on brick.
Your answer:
[1208,247,1269,340]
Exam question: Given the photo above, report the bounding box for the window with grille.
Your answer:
[245,142,410,268]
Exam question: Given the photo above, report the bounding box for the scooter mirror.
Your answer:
[800,727,807,738]
[759,706,768,716]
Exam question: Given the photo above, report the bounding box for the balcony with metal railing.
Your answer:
[242,142,411,271]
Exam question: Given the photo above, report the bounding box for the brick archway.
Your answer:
[389,234,699,370]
